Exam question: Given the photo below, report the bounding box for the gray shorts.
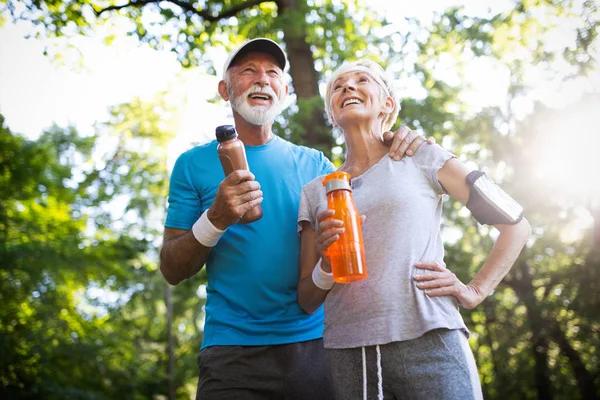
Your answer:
[325,329,482,400]
[196,338,334,400]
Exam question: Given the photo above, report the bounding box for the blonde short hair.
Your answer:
[325,60,400,132]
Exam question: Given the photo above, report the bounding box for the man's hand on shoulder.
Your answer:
[383,126,435,161]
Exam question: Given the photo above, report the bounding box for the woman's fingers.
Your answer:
[318,227,345,242]
[318,218,343,232]
[316,227,344,252]
[413,263,464,300]
[414,261,445,271]
[317,209,335,222]
[319,233,343,250]
[423,287,456,296]
[415,276,455,288]
[414,263,454,287]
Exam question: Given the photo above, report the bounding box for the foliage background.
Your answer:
[1,0,599,399]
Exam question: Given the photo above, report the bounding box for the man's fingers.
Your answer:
[222,185,261,206]
[240,196,263,214]
[406,135,426,156]
[220,174,259,199]
[226,169,255,184]
[382,130,394,146]
[241,190,263,203]
[394,130,416,159]
[426,136,436,144]
[233,180,260,193]
[389,126,409,157]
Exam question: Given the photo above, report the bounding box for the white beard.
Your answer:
[229,84,284,126]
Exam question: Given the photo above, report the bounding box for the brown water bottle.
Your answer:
[322,171,367,283]
[216,125,263,224]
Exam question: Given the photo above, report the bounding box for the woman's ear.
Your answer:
[382,96,395,114]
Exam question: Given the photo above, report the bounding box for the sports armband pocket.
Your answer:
[466,171,524,225]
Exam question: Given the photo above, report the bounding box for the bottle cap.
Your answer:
[322,171,352,194]
[216,125,238,142]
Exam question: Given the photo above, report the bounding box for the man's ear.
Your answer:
[218,80,229,102]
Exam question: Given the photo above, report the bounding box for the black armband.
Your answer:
[465,171,524,225]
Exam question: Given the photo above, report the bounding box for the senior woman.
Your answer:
[296,60,531,400]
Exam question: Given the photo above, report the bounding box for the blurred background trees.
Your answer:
[1,0,598,399]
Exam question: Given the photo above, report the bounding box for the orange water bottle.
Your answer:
[322,171,367,283]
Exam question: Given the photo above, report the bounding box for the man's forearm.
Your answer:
[160,230,212,285]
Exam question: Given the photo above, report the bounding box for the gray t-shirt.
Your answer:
[298,144,468,349]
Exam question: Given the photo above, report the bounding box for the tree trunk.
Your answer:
[166,283,176,400]
[482,302,504,397]
[276,0,333,154]
[515,261,553,400]
[549,324,600,400]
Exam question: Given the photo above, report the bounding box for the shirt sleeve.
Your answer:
[164,152,202,230]
[297,184,315,234]
[411,143,456,195]
[320,152,336,175]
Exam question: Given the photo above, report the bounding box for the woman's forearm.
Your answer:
[298,223,332,314]
[468,218,532,299]
[297,272,330,314]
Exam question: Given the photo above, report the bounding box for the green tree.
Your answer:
[0,95,204,398]
[415,3,600,398]
[382,2,600,399]
[2,0,600,398]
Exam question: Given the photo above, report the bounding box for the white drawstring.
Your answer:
[362,345,384,400]
[362,346,367,400]
[376,345,383,400]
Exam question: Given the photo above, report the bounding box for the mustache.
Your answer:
[244,85,279,99]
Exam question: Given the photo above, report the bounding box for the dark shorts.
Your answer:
[196,338,334,400]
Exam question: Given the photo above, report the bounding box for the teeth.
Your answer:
[343,98,362,107]
[250,94,270,100]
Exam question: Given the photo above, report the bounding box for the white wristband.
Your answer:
[192,210,226,247]
[312,260,334,291]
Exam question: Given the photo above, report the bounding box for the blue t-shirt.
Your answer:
[165,135,335,349]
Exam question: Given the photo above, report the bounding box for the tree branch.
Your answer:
[94,0,158,16]
[94,0,270,23]
[171,0,267,22]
